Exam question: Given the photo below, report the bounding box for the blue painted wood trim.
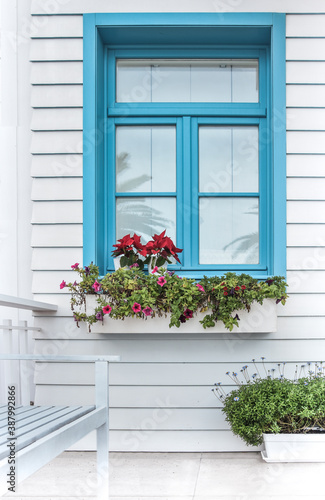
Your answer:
[272,14,287,277]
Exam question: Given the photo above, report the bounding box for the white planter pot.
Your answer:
[114,256,130,270]
[147,258,168,274]
[262,433,325,462]
[83,296,277,334]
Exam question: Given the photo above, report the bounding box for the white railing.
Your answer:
[0,295,57,405]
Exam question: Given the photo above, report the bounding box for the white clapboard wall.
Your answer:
[28,4,325,451]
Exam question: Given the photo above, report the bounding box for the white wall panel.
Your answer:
[31,177,82,200]
[31,224,82,247]
[287,201,325,223]
[30,15,83,38]
[31,62,83,84]
[286,15,325,37]
[287,271,325,293]
[30,38,83,61]
[286,85,325,107]
[31,154,82,177]
[287,224,325,246]
[31,108,83,130]
[287,178,325,200]
[287,108,325,131]
[30,0,325,14]
[287,247,325,270]
[31,131,82,153]
[286,62,325,83]
[287,132,325,154]
[32,201,83,223]
[286,38,325,61]
[32,270,76,293]
[32,247,83,270]
[287,155,325,177]
[31,85,83,108]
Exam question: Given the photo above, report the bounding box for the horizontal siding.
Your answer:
[30,15,83,38]
[287,201,325,223]
[31,247,83,270]
[31,224,82,247]
[286,85,325,107]
[30,0,325,14]
[31,178,82,200]
[31,108,83,131]
[287,155,325,177]
[286,38,325,61]
[31,62,83,84]
[286,62,325,83]
[287,108,325,130]
[32,201,83,223]
[287,131,325,153]
[31,131,82,153]
[31,85,83,108]
[287,247,325,270]
[286,14,325,36]
[287,178,325,200]
[287,225,325,246]
[30,38,83,61]
[31,154,83,177]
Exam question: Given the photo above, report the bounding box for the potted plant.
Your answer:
[60,265,287,333]
[144,230,183,271]
[111,233,147,270]
[214,359,325,462]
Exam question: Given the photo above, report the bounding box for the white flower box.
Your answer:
[83,297,277,334]
[262,433,325,462]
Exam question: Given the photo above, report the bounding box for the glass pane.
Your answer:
[116,126,176,193]
[199,126,259,193]
[116,197,176,244]
[116,59,258,103]
[199,198,259,264]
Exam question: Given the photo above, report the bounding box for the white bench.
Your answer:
[0,354,120,499]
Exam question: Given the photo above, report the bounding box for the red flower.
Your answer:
[223,287,228,291]
[184,308,193,319]
[145,230,183,263]
[221,282,225,286]
[224,291,228,296]
[132,302,142,313]
[235,286,240,291]
[241,285,246,290]
[102,305,112,315]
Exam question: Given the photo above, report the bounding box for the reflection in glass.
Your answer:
[116,197,176,243]
[116,59,259,103]
[116,126,176,193]
[199,126,259,193]
[199,198,259,264]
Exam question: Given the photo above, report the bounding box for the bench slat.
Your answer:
[0,405,95,460]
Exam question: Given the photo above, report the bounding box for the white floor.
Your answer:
[4,451,325,499]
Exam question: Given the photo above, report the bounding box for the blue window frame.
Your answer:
[83,13,286,279]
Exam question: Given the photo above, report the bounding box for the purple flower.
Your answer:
[167,271,174,276]
[184,308,193,319]
[179,314,186,323]
[84,266,90,276]
[130,263,139,268]
[96,312,103,321]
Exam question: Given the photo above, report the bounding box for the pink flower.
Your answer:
[92,280,101,292]
[184,308,193,319]
[102,305,112,315]
[71,263,79,269]
[60,280,66,289]
[151,266,158,274]
[132,302,142,313]
[130,263,139,268]
[157,276,167,287]
[143,306,153,317]
[196,284,205,293]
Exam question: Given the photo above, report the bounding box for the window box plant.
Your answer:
[214,360,325,462]
[60,264,287,334]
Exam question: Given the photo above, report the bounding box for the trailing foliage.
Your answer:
[61,265,287,332]
[214,361,325,447]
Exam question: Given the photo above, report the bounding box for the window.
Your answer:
[83,14,286,278]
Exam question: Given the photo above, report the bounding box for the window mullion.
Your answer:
[182,116,193,269]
